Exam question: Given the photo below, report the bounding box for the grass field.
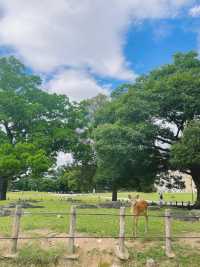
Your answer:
[0,191,199,266]
[0,190,196,203]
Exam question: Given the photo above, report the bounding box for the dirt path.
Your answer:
[1,230,200,267]
[0,229,153,267]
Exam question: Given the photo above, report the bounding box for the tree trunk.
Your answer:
[191,168,200,208]
[0,177,8,200]
[112,185,117,201]
[194,182,200,208]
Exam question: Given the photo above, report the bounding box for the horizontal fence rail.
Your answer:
[20,211,200,219]
[0,236,200,240]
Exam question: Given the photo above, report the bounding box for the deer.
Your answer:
[128,194,148,237]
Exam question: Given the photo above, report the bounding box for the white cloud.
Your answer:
[0,0,194,100]
[189,5,200,17]
[45,69,109,102]
[0,1,193,77]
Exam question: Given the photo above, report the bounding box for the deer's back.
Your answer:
[133,200,148,215]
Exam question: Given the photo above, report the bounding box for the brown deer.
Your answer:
[128,194,148,237]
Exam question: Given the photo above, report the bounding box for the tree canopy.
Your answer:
[0,56,82,199]
[93,51,200,204]
[1,52,200,205]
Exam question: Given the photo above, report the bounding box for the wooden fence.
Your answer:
[1,205,200,260]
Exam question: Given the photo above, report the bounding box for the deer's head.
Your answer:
[128,194,139,206]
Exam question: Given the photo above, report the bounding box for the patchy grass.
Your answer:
[0,241,200,267]
[16,244,64,266]
[126,243,200,267]
[0,244,65,267]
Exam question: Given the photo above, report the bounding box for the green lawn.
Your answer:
[0,191,198,237]
[1,190,196,204]
[0,191,199,267]
[72,191,196,203]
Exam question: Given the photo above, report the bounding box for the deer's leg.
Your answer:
[132,215,135,236]
[134,215,138,238]
[144,211,148,234]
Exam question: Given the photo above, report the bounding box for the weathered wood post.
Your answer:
[67,206,76,255]
[146,258,156,267]
[11,205,22,254]
[165,209,175,258]
[115,207,129,260]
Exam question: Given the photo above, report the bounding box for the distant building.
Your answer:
[155,171,196,193]
[181,172,196,193]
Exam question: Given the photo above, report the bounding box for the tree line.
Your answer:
[0,52,200,207]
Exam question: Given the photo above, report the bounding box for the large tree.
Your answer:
[94,51,200,204]
[137,52,200,206]
[94,123,159,200]
[171,121,200,206]
[0,56,79,199]
[0,143,51,199]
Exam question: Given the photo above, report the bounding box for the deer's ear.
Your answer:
[128,194,132,200]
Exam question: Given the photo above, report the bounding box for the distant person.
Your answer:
[159,192,163,206]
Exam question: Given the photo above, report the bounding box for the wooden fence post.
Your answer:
[67,206,76,255]
[146,258,156,267]
[115,207,129,260]
[165,209,175,258]
[11,205,22,254]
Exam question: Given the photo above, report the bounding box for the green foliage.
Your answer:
[0,56,41,92]
[171,121,200,169]
[94,103,159,194]
[0,56,86,198]
[93,51,200,202]
[0,56,79,153]
[81,93,109,124]
[58,162,96,192]
[0,143,51,180]
[1,51,200,203]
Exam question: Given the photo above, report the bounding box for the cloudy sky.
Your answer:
[0,0,200,101]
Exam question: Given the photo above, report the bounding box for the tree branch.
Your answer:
[181,170,191,176]
[156,137,173,145]
[154,145,170,153]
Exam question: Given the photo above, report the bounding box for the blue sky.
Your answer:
[125,18,198,75]
[0,1,200,101]
[97,15,200,89]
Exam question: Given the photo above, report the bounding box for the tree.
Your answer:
[94,123,159,200]
[63,137,96,192]
[81,93,109,124]
[138,52,200,206]
[0,143,50,199]
[112,51,200,205]
[94,51,200,204]
[0,56,79,199]
[171,121,200,205]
